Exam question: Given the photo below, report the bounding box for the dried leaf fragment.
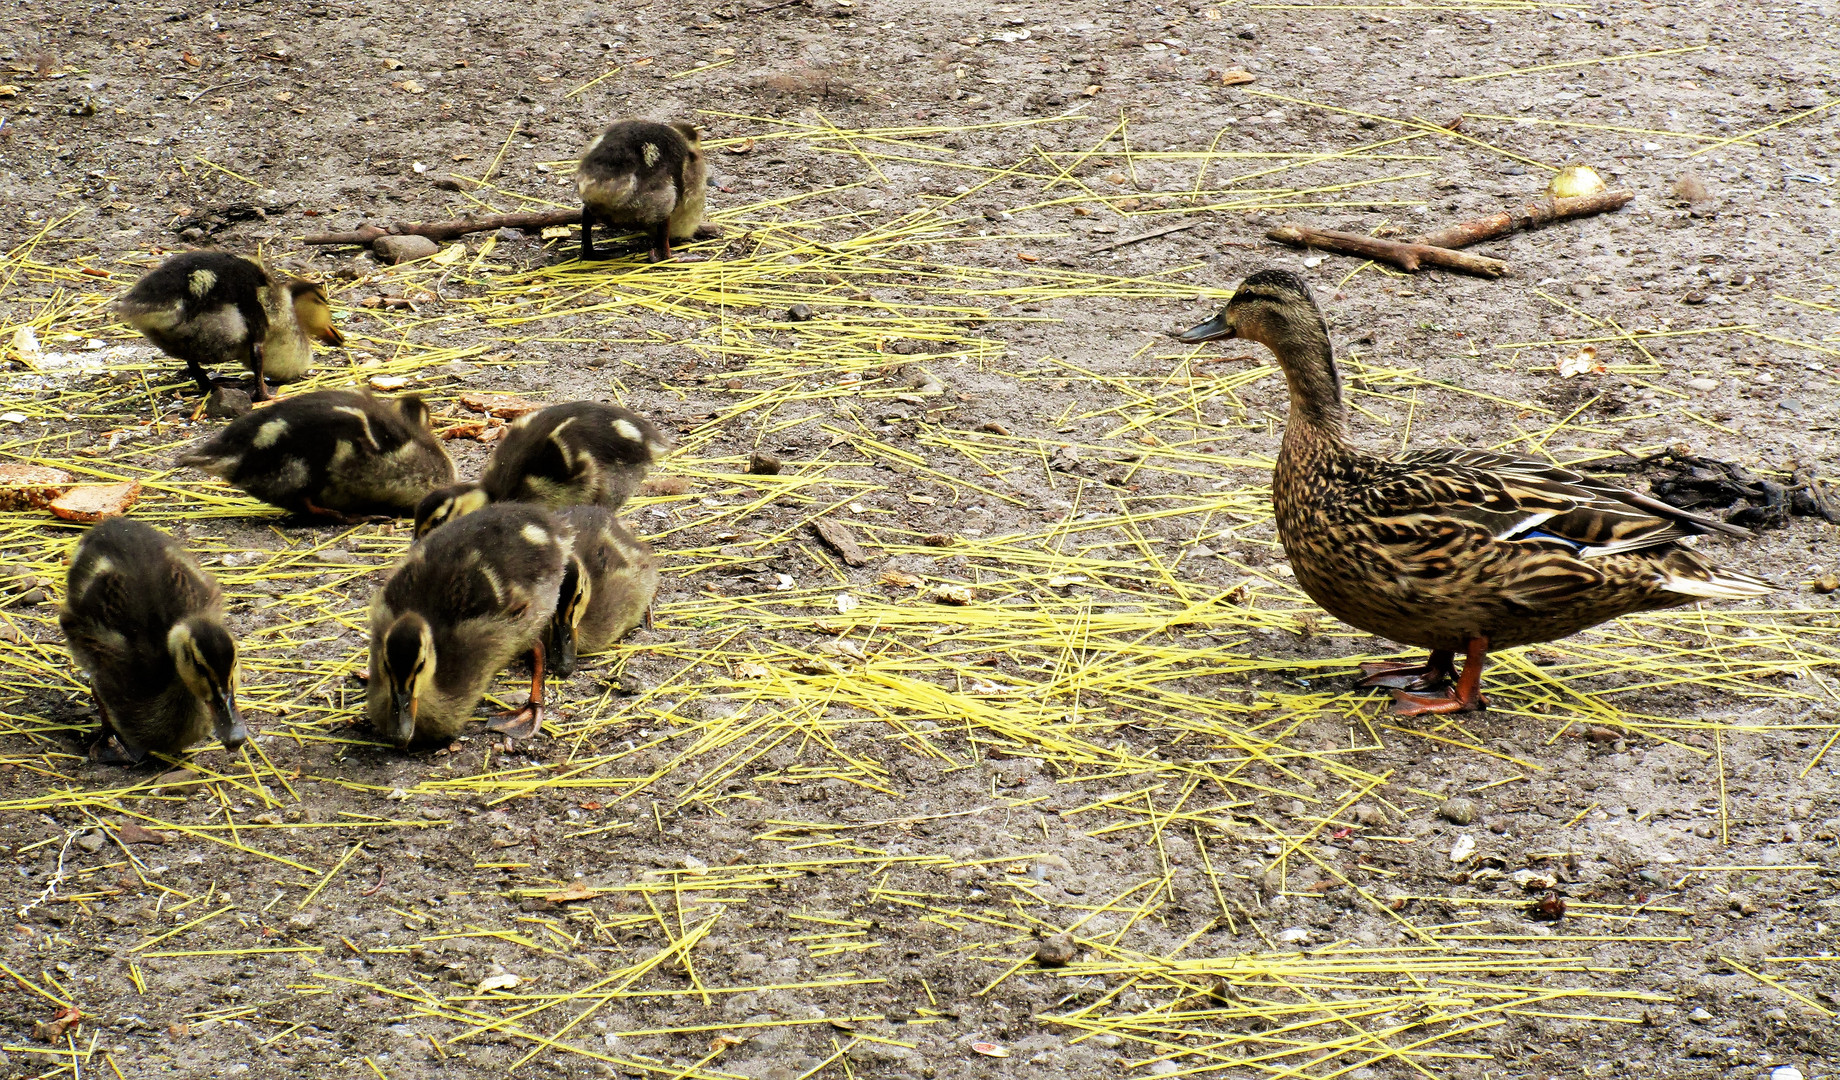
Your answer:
[459,393,544,419]
[879,569,924,589]
[1555,344,1605,378]
[117,822,167,845]
[546,880,596,903]
[931,584,976,605]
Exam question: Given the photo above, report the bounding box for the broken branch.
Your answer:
[1265,225,1508,278]
[1413,189,1634,249]
[302,209,582,247]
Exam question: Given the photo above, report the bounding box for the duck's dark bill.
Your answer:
[1176,313,1235,343]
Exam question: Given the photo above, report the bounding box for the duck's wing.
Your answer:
[1382,447,1750,558]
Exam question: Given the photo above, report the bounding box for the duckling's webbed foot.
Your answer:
[647,223,673,263]
[1357,650,1457,691]
[300,498,391,526]
[88,698,148,765]
[487,701,544,741]
[579,216,613,262]
[90,733,148,766]
[248,341,273,402]
[485,641,549,741]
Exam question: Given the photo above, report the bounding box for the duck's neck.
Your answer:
[1267,322,1350,447]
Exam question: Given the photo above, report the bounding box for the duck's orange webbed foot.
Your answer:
[1386,638,1488,717]
[1390,688,1490,717]
[1357,650,1456,691]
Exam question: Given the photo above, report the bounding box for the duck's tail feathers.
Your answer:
[1660,566,1775,600]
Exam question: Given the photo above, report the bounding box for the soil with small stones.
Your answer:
[3,1,1839,1079]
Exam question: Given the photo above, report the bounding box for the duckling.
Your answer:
[58,518,247,764]
[116,251,343,401]
[1177,268,1772,716]
[576,119,713,262]
[550,505,659,677]
[413,401,669,537]
[368,503,574,746]
[179,389,456,521]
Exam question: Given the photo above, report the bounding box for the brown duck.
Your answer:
[1178,268,1773,715]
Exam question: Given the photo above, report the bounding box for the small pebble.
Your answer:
[786,303,814,322]
[1687,1006,1713,1023]
[1770,1066,1803,1080]
[1440,798,1478,825]
[76,831,106,853]
[1033,933,1077,967]
[1352,803,1387,827]
[747,451,782,475]
[1686,377,1720,392]
[287,911,316,930]
[373,234,440,264]
[205,386,253,419]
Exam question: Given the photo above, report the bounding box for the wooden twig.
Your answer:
[1087,221,1202,255]
[302,209,582,247]
[1265,225,1508,278]
[1413,189,1634,249]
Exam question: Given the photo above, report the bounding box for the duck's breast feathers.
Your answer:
[1383,448,1738,558]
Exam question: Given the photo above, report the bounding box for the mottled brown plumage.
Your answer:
[1178,268,1773,714]
[179,389,455,520]
[59,518,247,763]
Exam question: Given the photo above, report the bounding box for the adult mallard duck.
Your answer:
[179,389,456,520]
[550,505,659,677]
[1177,268,1773,715]
[367,503,573,746]
[59,518,247,763]
[412,401,668,537]
[116,251,342,401]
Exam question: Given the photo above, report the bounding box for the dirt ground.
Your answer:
[0,0,1837,1077]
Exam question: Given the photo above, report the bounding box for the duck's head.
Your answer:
[168,616,247,751]
[287,279,344,347]
[413,483,490,539]
[1177,268,1342,423]
[549,553,593,679]
[378,613,436,747]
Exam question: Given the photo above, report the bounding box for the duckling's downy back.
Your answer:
[482,401,670,511]
[59,517,239,757]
